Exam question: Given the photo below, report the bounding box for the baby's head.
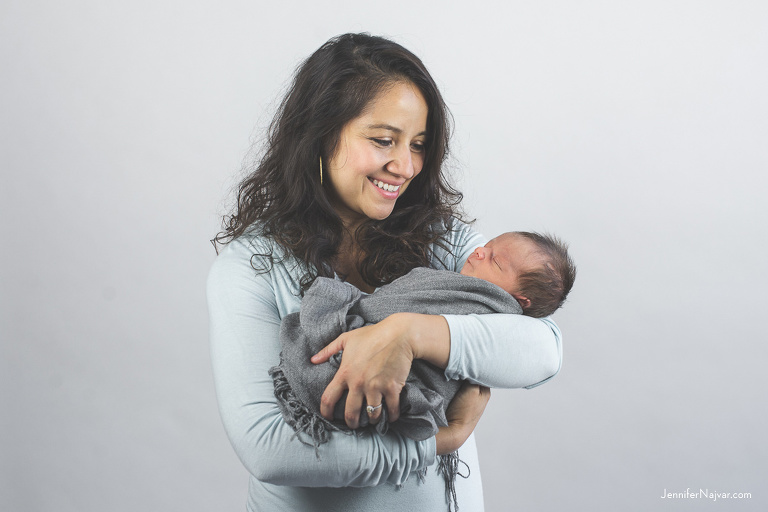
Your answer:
[460,231,576,317]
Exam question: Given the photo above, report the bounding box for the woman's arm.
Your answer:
[441,313,562,388]
[323,310,562,389]
[207,240,435,487]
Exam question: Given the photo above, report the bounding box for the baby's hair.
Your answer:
[513,232,576,318]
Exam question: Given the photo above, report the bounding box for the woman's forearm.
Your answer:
[442,313,562,388]
[217,393,435,487]
[435,382,491,455]
[388,311,562,389]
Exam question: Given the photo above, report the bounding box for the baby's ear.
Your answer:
[512,294,531,310]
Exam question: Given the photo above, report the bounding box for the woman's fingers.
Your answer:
[382,385,401,422]
[319,376,346,420]
[311,336,344,364]
[365,393,384,424]
[344,388,364,429]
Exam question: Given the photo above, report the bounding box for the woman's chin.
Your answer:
[363,205,396,221]
[371,210,396,221]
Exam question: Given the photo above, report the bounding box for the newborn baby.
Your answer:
[459,231,575,318]
[272,229,576,438]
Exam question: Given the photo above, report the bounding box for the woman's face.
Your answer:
[326,81,428,228]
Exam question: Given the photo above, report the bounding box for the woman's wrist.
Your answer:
[435,426,454,455]
[389,312,451,369]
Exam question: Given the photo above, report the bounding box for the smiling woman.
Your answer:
[207,33,563,512]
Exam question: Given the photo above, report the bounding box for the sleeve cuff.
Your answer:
[420,436,437,469]
[442,314,475,381]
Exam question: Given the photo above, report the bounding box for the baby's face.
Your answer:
[460,233,542,295]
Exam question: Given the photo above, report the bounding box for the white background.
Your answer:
[2,1,766,510]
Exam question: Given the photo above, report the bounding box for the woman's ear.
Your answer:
[512,294,531,311]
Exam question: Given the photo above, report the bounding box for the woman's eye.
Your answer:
[371,138,393,147]
[411,141,426,153]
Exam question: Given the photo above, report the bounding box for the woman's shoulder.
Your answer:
[208,227,276,271]
[443,217,485,245]
[234,223,281,255]
[429,217,487,272]
[208,231,270,288]
[208,225,302,297]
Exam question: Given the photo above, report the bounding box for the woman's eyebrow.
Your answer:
[366,123,401,133]
[366,123,427,137]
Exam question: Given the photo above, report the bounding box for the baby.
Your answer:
[459,231,575,318]
[272,229,576,442]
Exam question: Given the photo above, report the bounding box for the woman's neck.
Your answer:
[334,227,375,293]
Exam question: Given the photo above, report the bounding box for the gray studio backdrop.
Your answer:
[2,1,766,511]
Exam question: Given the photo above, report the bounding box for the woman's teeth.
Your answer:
[372,179,400,193]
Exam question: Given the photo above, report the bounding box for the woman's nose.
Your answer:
[385,146,416,179]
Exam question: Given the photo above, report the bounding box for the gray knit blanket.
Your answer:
[269,267,521,443]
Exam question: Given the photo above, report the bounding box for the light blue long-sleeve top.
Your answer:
[206,219,562,512]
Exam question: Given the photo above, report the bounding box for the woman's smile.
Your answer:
[369,178,404,200]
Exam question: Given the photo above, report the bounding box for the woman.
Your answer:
[207,33,562,511]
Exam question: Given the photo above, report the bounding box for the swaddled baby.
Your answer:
[271,231,575,441]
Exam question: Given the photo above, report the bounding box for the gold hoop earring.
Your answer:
[319,156,323,185]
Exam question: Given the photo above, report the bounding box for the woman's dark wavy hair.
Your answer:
[213,33,464,293]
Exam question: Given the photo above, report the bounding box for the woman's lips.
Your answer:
[369,178,401,198]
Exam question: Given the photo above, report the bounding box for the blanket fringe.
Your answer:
[269,364,342,458]
[438,451,469,512]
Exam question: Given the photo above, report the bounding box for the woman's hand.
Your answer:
[311,315,413,428]
[311,312,452,429]
[435,382,491,455]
